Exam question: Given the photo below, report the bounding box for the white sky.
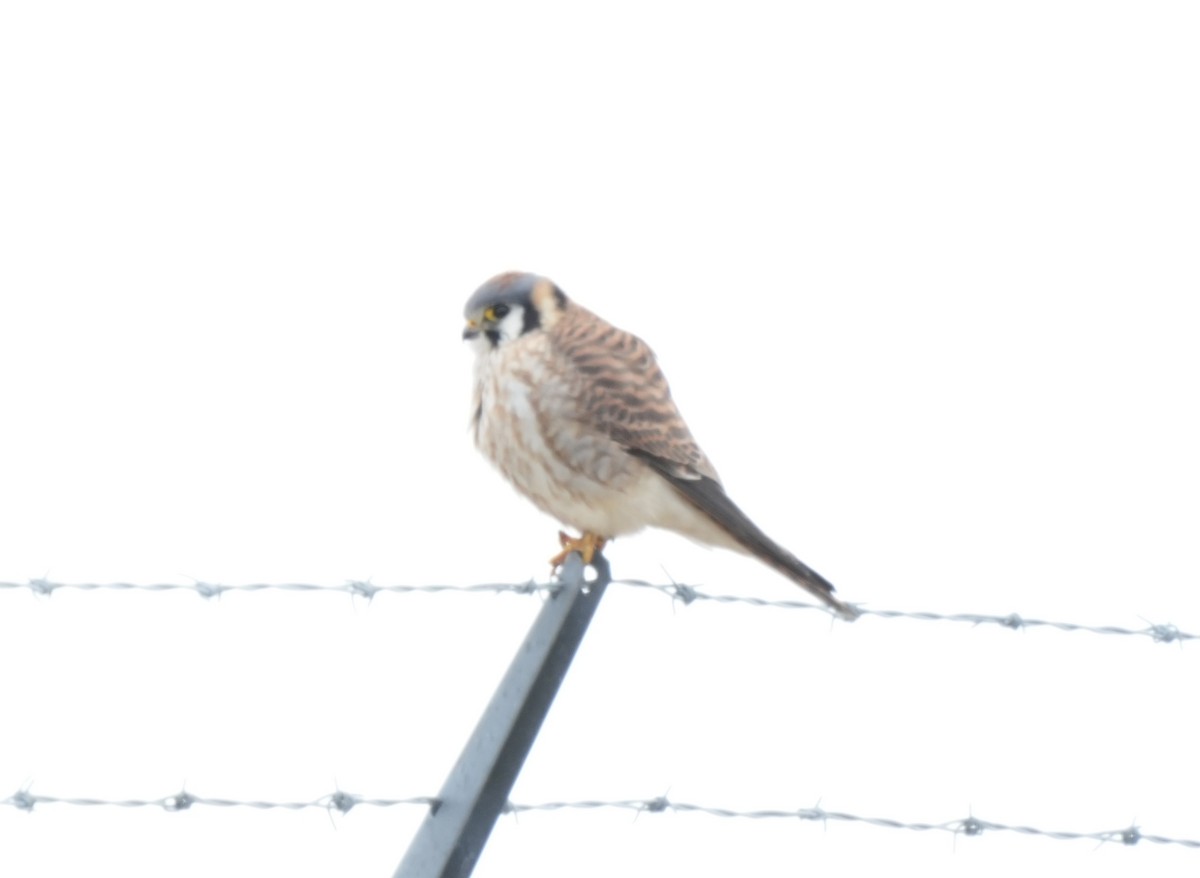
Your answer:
[3,1,1199,876]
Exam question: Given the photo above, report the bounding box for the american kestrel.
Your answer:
[463,271,858,620]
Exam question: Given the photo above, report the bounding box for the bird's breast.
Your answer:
[471,342,650,536]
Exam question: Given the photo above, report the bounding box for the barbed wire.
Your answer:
[0,578,546,600]
[3,787,1197,850]
[1,788,434,814]
[1,576,1193,645]
[506,797,1200,849]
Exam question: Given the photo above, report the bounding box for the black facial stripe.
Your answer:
[521,304,541,335]
[485,329,501,347]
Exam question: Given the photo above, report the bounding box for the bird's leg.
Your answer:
[549,530,608,569]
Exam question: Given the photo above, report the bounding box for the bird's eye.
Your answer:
[485,303,510,322]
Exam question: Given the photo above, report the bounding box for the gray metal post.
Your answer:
[393,552,611,878]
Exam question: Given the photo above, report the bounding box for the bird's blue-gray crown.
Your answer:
[463,271,568,343]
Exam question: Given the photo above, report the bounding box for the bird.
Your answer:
[463,271,859,620]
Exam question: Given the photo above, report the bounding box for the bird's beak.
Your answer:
[463,319,480,341]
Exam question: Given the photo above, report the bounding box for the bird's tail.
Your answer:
[742,529,861,621]
[646,463,859,620]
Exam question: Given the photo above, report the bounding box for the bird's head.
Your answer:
[462,272,568,350]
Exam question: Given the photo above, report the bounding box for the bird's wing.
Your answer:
[550,304,719,482]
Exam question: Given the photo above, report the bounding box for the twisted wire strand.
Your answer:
[504,797,1195,847]
[1,577,1192,644]
[2,788,434,814]
[4,788,1198,849]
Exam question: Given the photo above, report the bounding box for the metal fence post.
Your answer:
[392,552,611,878]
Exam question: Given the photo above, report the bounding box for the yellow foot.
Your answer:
[549,530,608,569]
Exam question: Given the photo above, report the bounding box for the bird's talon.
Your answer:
[549,531,607,569]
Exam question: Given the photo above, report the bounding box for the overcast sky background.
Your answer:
[3,2,1199,876]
